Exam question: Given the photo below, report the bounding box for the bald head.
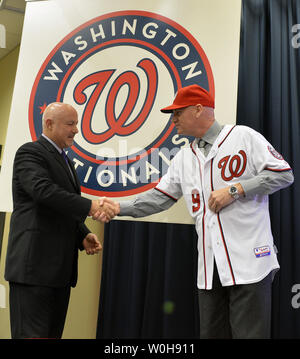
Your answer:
[42,102,78,149]
[42,102,77,128]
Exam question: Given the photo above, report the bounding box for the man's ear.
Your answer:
[45,118,53,130]
[195,104,204,118]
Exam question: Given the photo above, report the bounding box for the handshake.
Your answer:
[89,197,120,223]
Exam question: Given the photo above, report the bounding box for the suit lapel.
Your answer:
[37,136,80,193]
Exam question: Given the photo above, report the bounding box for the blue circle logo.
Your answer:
[29,10,214,197]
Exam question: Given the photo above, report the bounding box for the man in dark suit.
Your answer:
[4,102,117,339]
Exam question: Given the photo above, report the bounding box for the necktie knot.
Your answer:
[198,139,210,157]
[199,139,206,148]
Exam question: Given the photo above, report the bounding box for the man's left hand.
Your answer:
[208,183,244,213]
[83,233,102,255]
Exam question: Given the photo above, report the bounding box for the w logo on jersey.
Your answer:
[218,150,247,181]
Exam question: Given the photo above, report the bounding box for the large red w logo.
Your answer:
[218,150,247,181]
[74,58,158,144]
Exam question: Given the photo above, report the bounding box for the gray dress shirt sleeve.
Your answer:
[240,170,294,197]
[119,188,175,218]
[119,170,294,217]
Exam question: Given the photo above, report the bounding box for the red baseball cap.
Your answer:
[160,84,214,113]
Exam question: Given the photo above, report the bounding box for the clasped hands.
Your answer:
[89,197,120,223]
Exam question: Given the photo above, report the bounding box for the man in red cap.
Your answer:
[160,85,216,139]
[97,84,294,339]
[160,84,215,113]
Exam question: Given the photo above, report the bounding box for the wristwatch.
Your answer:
[228,185,239,200]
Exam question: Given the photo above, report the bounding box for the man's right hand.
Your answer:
[89,197,120,223]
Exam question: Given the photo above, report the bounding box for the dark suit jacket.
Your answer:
[5,136,92,288]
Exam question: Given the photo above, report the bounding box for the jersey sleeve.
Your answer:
[155,150,183,201]
[244,127,292,174]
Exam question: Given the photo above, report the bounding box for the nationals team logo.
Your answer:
[218,150,247,181]
[29,10,214,197]
[267,145,284,160]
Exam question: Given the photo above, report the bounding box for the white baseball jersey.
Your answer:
[156,125,292,289]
